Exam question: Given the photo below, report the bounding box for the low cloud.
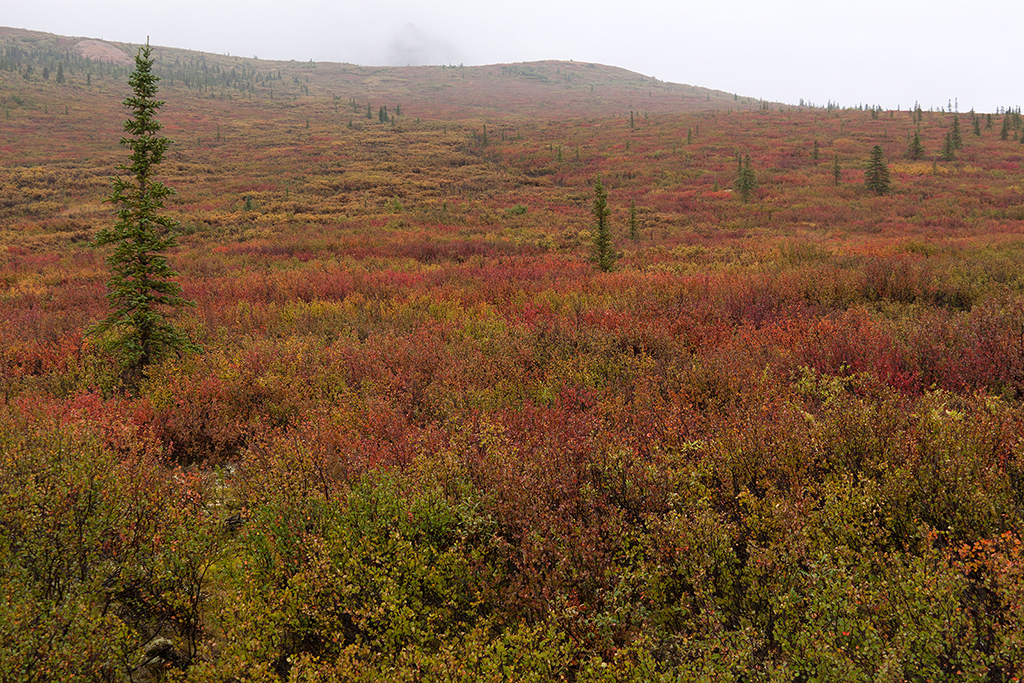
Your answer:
[383,23,461,66]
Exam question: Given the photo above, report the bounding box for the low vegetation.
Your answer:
[2,26,1024,681]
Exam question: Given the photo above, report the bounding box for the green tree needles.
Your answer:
[736,154,757,202]
[591,178,618,272]
[864,145,891,196]
[91,42,196,385]
[907,128,926,160]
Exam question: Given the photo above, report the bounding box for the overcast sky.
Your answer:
[6,0,1021,113]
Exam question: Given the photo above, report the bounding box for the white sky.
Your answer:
[6,0,1021,113]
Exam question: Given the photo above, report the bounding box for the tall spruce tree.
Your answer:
[951,115,963,149]
[833,154,842,186]
[736,154,757,203]
[590,178,618,272]
[864,145,891,195]
[940,130,957,161]
[628,199,639,242]
[91,42,196,386]
[908,128,926,160]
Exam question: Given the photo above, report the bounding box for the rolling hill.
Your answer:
[0,25,770,120]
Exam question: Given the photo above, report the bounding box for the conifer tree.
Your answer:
[628,199,639,242]
[941,130,957,161]
[951,115,963,149]
[864,145,891,195]
[833,154,842,186]
[736,154,757,203]
[591,178,617,272]
[91,42,196,386]
[908,128,926,160]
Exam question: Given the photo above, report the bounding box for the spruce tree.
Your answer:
[941,131,957,161]
[736,154,757,203]
[951,115,963,149]
[864,145,891,195]
[91,42,196,386]
[628,199,639,242]
[908,128,926,160]
[833,154,842,186]
[591,178,617,272]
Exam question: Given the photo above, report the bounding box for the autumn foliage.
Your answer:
[2,26,1024,681]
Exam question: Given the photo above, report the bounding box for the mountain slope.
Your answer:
[0,25,774,121]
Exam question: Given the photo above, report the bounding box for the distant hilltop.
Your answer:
[0,25,782,118]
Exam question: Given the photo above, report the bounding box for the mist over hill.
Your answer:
[383,23,462,67]
[0,25,777,120]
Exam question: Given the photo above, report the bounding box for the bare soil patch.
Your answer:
[74,40,132,66]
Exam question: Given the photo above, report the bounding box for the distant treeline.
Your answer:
[0,35,297,97]
[0,40,129,82]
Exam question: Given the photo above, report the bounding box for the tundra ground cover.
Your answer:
[2,27,1024,681]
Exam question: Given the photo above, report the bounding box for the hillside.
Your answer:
[3,24,1024,683]
[0,25,768,121]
